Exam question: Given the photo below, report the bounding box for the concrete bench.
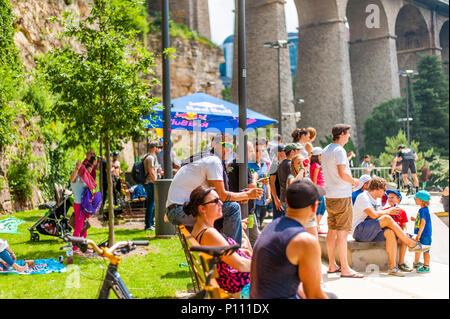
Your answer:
[318,234,399,272]
[435,212,449,226]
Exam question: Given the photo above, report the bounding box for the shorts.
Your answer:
[325,197,353,231]
[401,159,417,174]
[316,196,326,216]
[353,218,386,242]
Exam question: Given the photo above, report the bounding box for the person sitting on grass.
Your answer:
[185,186,252,295]
[0,238,34,272]
[383,190,413,272]
[411,190,433,273]
[250,179,336,299]
[352,177,431,277]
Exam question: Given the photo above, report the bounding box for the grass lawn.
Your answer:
[0,209,192,299]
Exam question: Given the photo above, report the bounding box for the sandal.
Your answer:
[327,267,341,274]
[341,272,364,278]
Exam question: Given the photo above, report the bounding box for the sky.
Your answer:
[208,0,299,46]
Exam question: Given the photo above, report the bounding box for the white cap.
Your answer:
[355,174,372,191]
[311,147,323,156]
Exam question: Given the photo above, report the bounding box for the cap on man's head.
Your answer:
[311,147,323,156]
[284,143,300,154]
[111,151,119,157]
[414,190,431,202]
[149,142,159,149]
[277,144,285,152]
[398,144,406,149]
[286,179,326,209]
[386,190,402,203]
[355,174,372,191]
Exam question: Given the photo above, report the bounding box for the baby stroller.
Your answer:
[28,183,73,242]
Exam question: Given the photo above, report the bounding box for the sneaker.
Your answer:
[388,267,405,277]
[413,262,424,269]
[416,265,430,273]
[145,225,155,231]
[409,242,431,252]
[398,263,413,272]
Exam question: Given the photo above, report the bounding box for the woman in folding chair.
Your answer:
[183,186,252,295]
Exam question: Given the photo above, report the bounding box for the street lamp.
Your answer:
[398,69,418,148]
[264,40,293,137]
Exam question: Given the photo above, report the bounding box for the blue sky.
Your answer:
[208,0,299,45]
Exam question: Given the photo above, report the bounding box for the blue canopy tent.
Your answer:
[143,92,277,133]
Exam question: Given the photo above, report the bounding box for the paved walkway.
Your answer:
[264,194,449,299]
[322,194,448,299]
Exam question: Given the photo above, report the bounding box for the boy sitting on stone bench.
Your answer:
[351,177,431,277]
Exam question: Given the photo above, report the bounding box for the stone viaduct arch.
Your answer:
[148,1,448,148]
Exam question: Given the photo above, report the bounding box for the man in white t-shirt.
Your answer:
[165,133,263,246]
[352,177,431,276]
[321,124,362,278]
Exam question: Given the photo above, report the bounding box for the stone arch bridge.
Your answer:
[148,0,449,148]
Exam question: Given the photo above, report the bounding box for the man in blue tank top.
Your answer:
[250,179,337,299]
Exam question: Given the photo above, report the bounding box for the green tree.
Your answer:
[412,54,449,156]
[362,98,406,156]
[40,0,159,245]
[376,130,433,171]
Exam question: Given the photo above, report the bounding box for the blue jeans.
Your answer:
[166,201,243,246]
[272,196,285,220]
[143,183,155,229]
[0,249,14,270]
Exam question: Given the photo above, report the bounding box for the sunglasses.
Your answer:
[201,197,222,206]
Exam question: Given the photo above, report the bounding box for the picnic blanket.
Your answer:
[0,217,25,234]
[0,258,67,275]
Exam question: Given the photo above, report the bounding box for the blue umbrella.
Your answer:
[143,92,277,133]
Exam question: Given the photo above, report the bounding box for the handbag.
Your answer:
[68,213,91,234]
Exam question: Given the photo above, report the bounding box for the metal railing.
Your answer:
[350,167,393,180]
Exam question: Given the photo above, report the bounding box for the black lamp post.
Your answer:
[398,69,418,148]
[264,40,293,137]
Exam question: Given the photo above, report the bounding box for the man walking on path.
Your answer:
[392,144,419,195]
[321,124,362,278]
[143,142,159,231]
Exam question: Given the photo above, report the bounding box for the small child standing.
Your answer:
[310,147,326,234]
[411,190,432,273]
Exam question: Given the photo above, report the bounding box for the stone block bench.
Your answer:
[318,234,399,272]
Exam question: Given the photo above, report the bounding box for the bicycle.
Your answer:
[189,244,240,299]
[63,234,149,299]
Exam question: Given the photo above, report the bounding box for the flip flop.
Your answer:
[327,267,341,274]
[341,272,364,278]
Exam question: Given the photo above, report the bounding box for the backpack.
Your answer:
[80,187,102,217]
[132,154,150,184]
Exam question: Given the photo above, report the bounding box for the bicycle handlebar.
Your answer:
[190,244,240,259]
[63,235,149,257]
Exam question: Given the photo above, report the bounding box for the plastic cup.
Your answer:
[248,215,254,228]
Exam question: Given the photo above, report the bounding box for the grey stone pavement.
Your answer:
[320,194,449,299]
[264,194,449,299]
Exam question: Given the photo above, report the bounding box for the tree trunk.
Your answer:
[98,138,105,222]
[105,132,115,246]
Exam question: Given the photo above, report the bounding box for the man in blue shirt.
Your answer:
[248,139,270,229]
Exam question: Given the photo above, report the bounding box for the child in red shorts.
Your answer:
[384,190,413,272]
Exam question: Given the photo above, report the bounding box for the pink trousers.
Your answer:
[72,203,88,251]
